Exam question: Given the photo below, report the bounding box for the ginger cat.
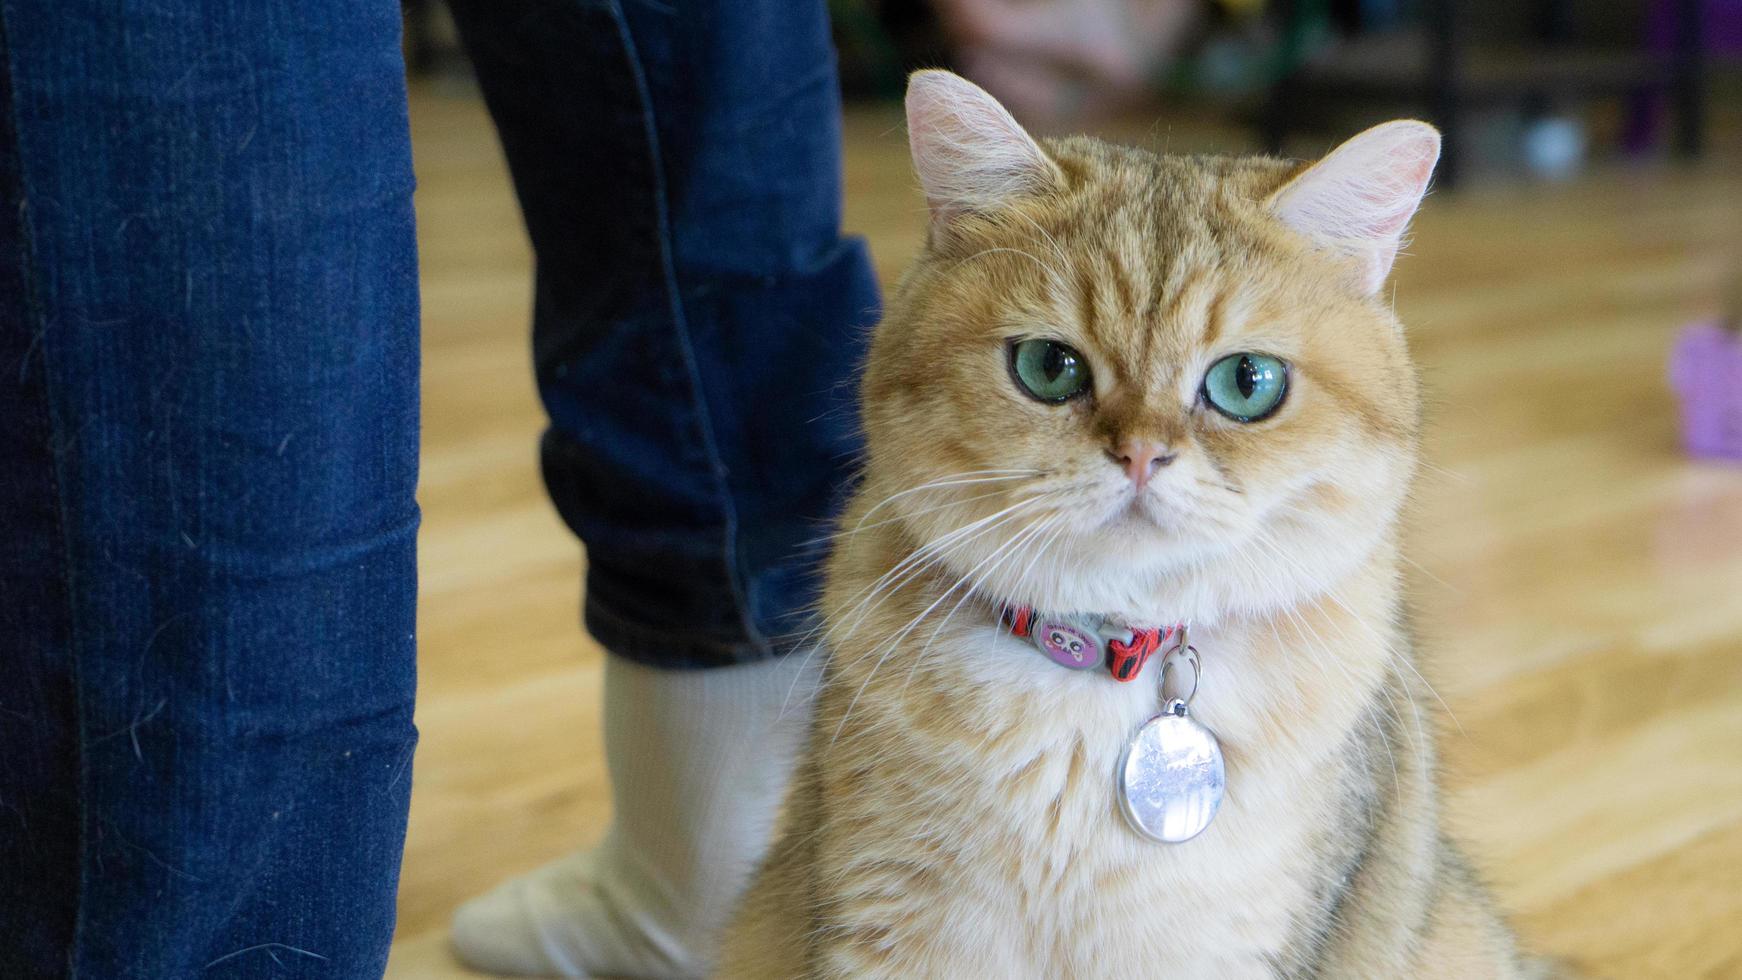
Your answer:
[719,71,1544,979]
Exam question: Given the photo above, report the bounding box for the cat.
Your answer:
[718,69,1546,979]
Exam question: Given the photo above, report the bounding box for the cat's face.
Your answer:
[857,73,1438,623]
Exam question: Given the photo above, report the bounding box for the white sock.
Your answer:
[450,650,819,978]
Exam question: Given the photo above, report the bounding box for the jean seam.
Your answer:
[605,0,771,657]
[0,10,91,977]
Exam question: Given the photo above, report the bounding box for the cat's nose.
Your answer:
[1107,440,1176,489]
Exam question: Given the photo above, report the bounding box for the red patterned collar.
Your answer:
[1000,605,1181,682]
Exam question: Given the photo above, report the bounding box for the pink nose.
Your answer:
[1108,440,1176,489]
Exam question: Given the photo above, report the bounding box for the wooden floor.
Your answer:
[388,83,1742,978]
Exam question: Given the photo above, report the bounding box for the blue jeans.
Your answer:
[0,0,872,976]
[448,0,876,667]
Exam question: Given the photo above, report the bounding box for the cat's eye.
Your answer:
[1009,338,1090,403]
[1202,353,1288,422]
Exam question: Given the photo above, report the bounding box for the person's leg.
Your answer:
[0,2,420,976]
[443,0,877,976]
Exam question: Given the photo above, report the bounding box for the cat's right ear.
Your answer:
[905,70,1061,231]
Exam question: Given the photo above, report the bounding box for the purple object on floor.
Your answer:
[1670,321,1742,461]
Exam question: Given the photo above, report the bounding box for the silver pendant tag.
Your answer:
[1118,700,1224,843]
[1116,633,1224,843]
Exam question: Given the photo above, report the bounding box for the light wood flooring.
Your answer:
[388,83,1742,978]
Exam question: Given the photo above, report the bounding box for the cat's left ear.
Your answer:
[1267,121,1441,296]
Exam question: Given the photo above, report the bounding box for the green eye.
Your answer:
[1009,338,1090,403]
[1203,352,1288,422]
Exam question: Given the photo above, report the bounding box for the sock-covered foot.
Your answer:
[450,651,819,978]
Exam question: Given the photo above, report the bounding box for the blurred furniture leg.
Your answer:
[1424,0,1462,188]
[1260,0,1299,154]
[1672,0,1706,156]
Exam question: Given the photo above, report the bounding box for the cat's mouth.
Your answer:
[1104,492,1218,548]
[1113,492,1174,531]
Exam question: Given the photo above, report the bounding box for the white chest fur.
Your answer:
[816,624,1366,978]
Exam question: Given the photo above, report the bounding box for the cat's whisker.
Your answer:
[1269,595,1409,796]
[1415,458,1472,485]
[924,186,1074,291]
[829,497,1031,619]
[827,486,1016,541]
[838,511,1058,689]
[839,492,1044,623]
[1304,582,1460,739]
[828,496,1049,643]
[901,515,1068,700]
[853,470,1039,531]
[829,513,1060,746]
[1002,207,1071,267]
[1397,552,1462,596]
[1276,600,1412,777]
[946,244,1071,293]
[1266,612,1403,797]
[1259,543,1455,744]
[1002,518,1072,615]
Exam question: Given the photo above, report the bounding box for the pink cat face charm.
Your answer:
[1035,619,1102,669]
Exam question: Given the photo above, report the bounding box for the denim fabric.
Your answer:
[448,0,880,668]
[1,0,870,970]
[0,1,420,976]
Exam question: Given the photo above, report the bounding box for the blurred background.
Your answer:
[388,2,1742,976]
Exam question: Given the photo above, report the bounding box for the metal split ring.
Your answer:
[1159,626,1201,706]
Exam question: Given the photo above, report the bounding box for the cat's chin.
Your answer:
[966,515,1393,630]
[964,531,1234,625]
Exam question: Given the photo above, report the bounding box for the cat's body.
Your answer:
[724,536,1531,979]
[718,72,1539,978]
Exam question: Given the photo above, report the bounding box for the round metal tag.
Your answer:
[1116,705,1225,843]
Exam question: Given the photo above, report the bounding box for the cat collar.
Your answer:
[999,605,1180,682]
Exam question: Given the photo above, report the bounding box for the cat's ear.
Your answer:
[905,69,1061,229]
[1267,121,1441,296]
